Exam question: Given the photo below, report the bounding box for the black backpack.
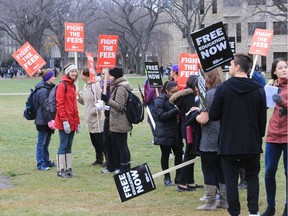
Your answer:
[44,81,67,119]
[114,87,145,124]
[23,86,45,120]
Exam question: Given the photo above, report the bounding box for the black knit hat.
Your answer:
[109,67,123,79]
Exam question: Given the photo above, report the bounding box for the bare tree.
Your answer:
[246,0,287,21]
[98,0,167,74]
[0,0,53,52]
[164,0,212,53]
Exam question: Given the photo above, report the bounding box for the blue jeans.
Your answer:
[36,131,52,169]
[58,130,75,154]
[265,142,287,206]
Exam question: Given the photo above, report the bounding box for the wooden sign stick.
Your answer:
[152,157,200,179]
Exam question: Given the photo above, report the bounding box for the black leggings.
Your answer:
[89,132,104,157]
[200,151,225,186]
[111,132,130,168]
[160,145,183,179]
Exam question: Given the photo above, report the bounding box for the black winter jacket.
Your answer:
[34,80,55,130]
[209,77,267,155]
[154,93,180,146]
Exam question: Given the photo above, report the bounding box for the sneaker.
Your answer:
[47,162,56,167]
[101,168,113,174]
[200,194,207,201]
[114,169,120,174]
[164,178,174,186]
[39,166,50,171]
[238,182,247,190]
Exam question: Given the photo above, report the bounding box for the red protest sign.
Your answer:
[97,35,118,68]
[249,29,274,56]
[178,53,199,90]
[86,52,96,83]
[12,42,46,77]
[65,22,84,52]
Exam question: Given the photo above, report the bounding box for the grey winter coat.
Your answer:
[107,77,132,133]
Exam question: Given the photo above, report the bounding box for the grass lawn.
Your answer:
[0,76,285,216]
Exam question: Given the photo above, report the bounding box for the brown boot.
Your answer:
[217,183,228,209]
[197,185,217,211]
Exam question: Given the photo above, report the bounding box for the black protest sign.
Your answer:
[198,68,207,109]
[221,37,236,72]
[114,163,156,202]
[145,62,163,88]
[190,22,234,72]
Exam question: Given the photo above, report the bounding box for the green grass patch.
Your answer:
[0,77,285,215]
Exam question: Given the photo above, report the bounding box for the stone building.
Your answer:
[163,0,287,73]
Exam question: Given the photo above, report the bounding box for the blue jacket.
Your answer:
[34,80,55,127]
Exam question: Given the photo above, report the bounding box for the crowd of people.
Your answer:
[31,53,287,216]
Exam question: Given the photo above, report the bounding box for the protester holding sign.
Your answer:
[34,69,56,171]
[154,81,183,186]
[262,58,287,216]
[191,69,227,211]
[101,67,132,173]
[169,75,203,192]
[143,79,159,140]
[77,67,105,166]
[209,53,267,216]
[54,64,80,178]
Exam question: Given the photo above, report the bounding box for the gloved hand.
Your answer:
[105,105,110,111]
[63,121,71,134]
[96,100,103,111]
[48,120,55,130]
[272,94,283,105]
[101,94,109,103]
[279,107,287,115]
[76,124,81,133]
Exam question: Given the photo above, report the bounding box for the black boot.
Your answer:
[57,169,70,178]
[261,206,275,216]
[66,168,76,177]
[95,153,104,165]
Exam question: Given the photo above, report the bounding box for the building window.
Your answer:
[223,23,228,35]
[236,23,241,42]
[248,22,266,35]
[274,52,288,61]
[223,0,241,6]
[212,0,217,14]
[273,21,288,35]
[247,0,266,5]
[200,0,204,14]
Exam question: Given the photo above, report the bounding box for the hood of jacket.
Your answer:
[110,76,132,92]
[224,77,262,95]
[35,80,55,89]
[169,88,193,104]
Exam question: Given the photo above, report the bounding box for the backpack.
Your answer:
[114,87,144,124]
[45,81,67,119]
[23,86,45,120]
[127,91,145,124]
